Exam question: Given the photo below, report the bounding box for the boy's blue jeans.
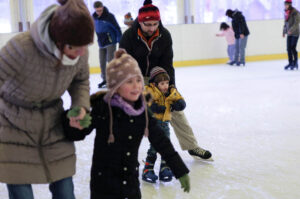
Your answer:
[6,177,75,199]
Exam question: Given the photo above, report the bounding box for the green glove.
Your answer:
[78,114,92,128]
[179,174,190,193]
[67,107,81,118]
[67,107,91,128]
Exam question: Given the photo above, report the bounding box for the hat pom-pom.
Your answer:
[57,0,68,5]
[144,0,152,6]
[114,48,127,59]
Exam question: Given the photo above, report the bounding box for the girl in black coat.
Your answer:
[63,49,190,199]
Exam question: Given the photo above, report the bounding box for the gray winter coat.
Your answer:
[283,7,300,36]
[0,5,90,184]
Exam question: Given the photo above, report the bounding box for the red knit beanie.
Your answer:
[138,0,160,22]
[285,0,292,4]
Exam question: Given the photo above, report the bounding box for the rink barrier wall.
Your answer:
[0,19,293,74]
[90,53,288,74]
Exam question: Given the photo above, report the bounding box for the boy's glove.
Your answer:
[179,174,190,193]
[171,99,186,112]
[67,107,92,128]
[150,103,166,113]
[145,93,152,103]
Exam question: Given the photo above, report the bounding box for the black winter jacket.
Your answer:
[231,11,250,39]
[62,92,189,199]
[119,20,175,85]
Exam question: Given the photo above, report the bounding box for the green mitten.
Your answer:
[67,107,91,128]
[179,174,190,193]
[67,107,81,118]
[79,114,92,128]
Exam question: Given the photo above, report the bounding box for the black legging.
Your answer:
[287,35,299,65]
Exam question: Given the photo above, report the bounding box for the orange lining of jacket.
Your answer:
[138,28,160,49]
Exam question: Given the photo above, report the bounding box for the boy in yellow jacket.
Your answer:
[142,66,186,183]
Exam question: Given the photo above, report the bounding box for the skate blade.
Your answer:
[191,155,214,162]
[98,87,108,91]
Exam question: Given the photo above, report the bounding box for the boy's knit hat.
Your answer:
[49,0,94,48]
[149,66,169,82]
[138,0,160,22]
[105,49,149,143]
[124,12,133,22]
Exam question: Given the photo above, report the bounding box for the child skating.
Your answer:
[142,67,186,183]
[216,22,235,64]
[63,49,190,199]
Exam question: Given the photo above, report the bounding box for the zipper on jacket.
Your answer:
[138,35,161,77]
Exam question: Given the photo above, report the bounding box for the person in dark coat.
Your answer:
[93,1,122,88]
[283,0,300,70]
[120,0,212,161]
[226,9,250,66]
[63,49,190,199]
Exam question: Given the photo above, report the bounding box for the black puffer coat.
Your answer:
[119,20,175,85]
[63,92,189,199]
[231,10,250,39]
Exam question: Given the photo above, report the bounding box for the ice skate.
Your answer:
[188,147,213,161]
[290,62,298,70]
[228,61,236,65]
[98,80,107,88]
[142,161,158,183]
[159,161,173,182]
[284,63,292,70]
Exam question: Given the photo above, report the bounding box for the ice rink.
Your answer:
[1,60,300,199]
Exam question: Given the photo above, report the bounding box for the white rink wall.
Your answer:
[0,19,287,67]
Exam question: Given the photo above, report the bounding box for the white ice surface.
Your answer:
[1,60,300,199]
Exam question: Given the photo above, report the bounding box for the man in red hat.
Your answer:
[283,0,300,70]
[120,0,212,180]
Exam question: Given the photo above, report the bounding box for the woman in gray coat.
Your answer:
[0,0,94,198]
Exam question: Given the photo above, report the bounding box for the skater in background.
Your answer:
[124,12,134,28]
[226,9,250,66]
[62,49,191,199]
[216,22,235,64]
[93,1,122,88]
[0,0,93,198]
[142,67,186,183]
[283,0,300,70]
[120,0,212,161]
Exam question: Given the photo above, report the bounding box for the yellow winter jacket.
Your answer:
[145,83,184,122]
